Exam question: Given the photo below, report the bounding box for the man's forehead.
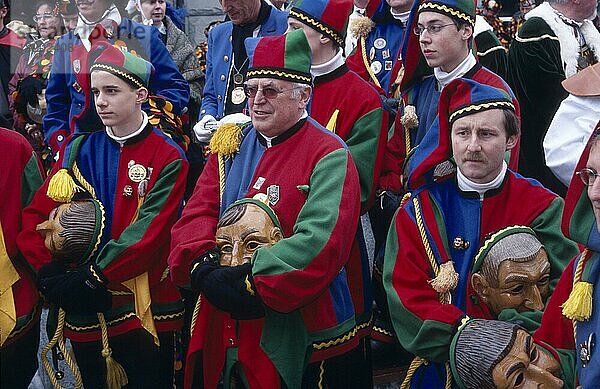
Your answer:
[247,78,291,87]
[418,11,452,24]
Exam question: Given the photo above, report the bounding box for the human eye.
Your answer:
[263,87,279,97]
[429,25,442,33]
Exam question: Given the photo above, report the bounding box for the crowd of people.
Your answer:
[2,0,600,388]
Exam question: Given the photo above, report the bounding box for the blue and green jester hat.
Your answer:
[405,78,516,190]
[288,0,354,48]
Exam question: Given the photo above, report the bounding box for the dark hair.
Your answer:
[502,108,519,138]
[217,203,249,229]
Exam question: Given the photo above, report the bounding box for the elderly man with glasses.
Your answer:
[169,30,368,389]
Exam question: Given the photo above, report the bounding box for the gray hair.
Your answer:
[453,319,520,389]
[291,81,311,98]
[478,232,544,287]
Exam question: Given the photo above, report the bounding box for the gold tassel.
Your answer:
[98,313,128,389]
[428,261,459,294]
[208,123,242,157]
[47,169,77,202]
[349,15,375,39]
[401,105,419,130]
[562,281,593,321]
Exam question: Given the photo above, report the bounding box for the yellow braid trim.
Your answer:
[209,123,242,157]
[47,169,79,203]
[562,281,593,321]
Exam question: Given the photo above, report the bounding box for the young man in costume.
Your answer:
[169,30,371,388]
[379,0,519,194]
[0,128,44,388]
[508,0,600,197]
[18,45,189,388]
[43,0,190,155]
[192,0,288,144]
[383,78,578,388]
[534,127,600,388]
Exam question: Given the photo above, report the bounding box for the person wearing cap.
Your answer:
[59,0,78,32]
[378,0,519,195]
[18,44,189,388]
[0,0,25,129]
[43,0,190,156]
[383,78,577,388]
[450,319,563,388]
[544,61,600,187]
[470,226,552,332]
[192,0,288,144]
[169,29,369,388]
[346,0,413,99]
[507,0,600,197]
[534,128,600,388]
[0,128,44,388]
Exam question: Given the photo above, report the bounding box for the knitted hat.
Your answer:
[90,44,154,89]
[450,318,520,389]
[289,0,354,48]
[472,226,543,286]
[245,29,312,85]
[405,78,515,190]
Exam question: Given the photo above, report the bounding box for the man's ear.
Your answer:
[319,34,331,45]
[136,87,149,103]
[299,85,312,106]
[471,273,490,301]
[461,24,473,41]
[506,134,518,151]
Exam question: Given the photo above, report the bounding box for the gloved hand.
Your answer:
[37,262,112,315]
[18,76,43,108]
[193,114,217,143]
[189,249,220,292]
[200,263,265,320]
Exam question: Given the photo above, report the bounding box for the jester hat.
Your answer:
[405,78,515,190]
[90,43,154,89]
[289,0,354,48]
[245,28,312,85]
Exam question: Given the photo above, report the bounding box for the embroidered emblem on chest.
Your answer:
[267,185,280,206]
[73,59,81,74]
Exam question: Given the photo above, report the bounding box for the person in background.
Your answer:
[9,0,62,164]
[59,0,78,32]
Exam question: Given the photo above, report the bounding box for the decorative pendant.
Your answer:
[128,161,148,183]
[580,332,595,368]
[453,236,470,250]
[231,87,246,105]
[233,73,244,85]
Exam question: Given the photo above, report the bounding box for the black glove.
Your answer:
[200,263,265,320]
[18,76,43,107]
[38,262,112,315]
[189,249,220,292]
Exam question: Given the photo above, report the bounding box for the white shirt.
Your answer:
[106,111,148,145]
[457,160,507,196]
[434,53,477,89]
[311,49,345,77]
[75,4,122,51]
[544,94,600,185]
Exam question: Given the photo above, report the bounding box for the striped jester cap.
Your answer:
[289,0,354,48]
[90,44,154,89]
[450,318,521,389]
[245,29,313,85]
[406,78,515,190]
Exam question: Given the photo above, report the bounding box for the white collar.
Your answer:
[456,160,507,195]
[105,111,148,144]
[157,22,166,34]
[434,53,477,88]
[311,49,344,77]
[75,4,122,51]
[390,9,411,24]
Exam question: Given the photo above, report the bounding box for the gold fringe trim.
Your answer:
[209,123,242,157]
[47,169,79,203]
[312,316,373,350]
[562,281,593,321]
[289,9,344,47]
[418,3,474,25]
[247,69,312,84]
[449,101,514,123]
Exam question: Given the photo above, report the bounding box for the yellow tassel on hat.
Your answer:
[47,169,77,202]
[209,123,242,157]
[401,105,419,130]
[349,15,375,39]
[429,261,459,294]
[562,281,593,321]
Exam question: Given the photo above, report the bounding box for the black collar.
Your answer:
[108,123,153,146]
[314,63,348,85]
[256,118,306,147]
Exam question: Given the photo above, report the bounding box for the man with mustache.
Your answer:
[382,78,578,389]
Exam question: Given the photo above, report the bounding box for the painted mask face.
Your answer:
[492,330,563,389]
[216,203,283,266]
[36,203,70,254]
[474,249,551,316]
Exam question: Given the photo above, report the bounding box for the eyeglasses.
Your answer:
[243,84,302,99]
[413,23,456,36]
[33,13,57,22]
[577,167,600,186]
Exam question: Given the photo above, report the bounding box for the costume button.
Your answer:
[200,109,206,114]
[77,103,82,108]
[57,135,64,141]
[220,74,226,81]
[229,338,234,345]
[217,95,222,101]
[224,55,229,62]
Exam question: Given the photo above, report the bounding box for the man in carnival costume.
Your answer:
[383,78,578,388]
[19,45,189,388]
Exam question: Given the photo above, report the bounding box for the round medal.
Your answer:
[370,61,382,75]
[233,73,244,85]
[231,87,246,105]
[374,38,386,49]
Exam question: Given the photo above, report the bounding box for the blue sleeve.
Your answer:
[43,37,71,153]
[199,28,218,120]
[148,27,190,115]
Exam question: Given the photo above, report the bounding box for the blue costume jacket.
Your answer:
[199,8,288,121]
[44,18,190,154]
